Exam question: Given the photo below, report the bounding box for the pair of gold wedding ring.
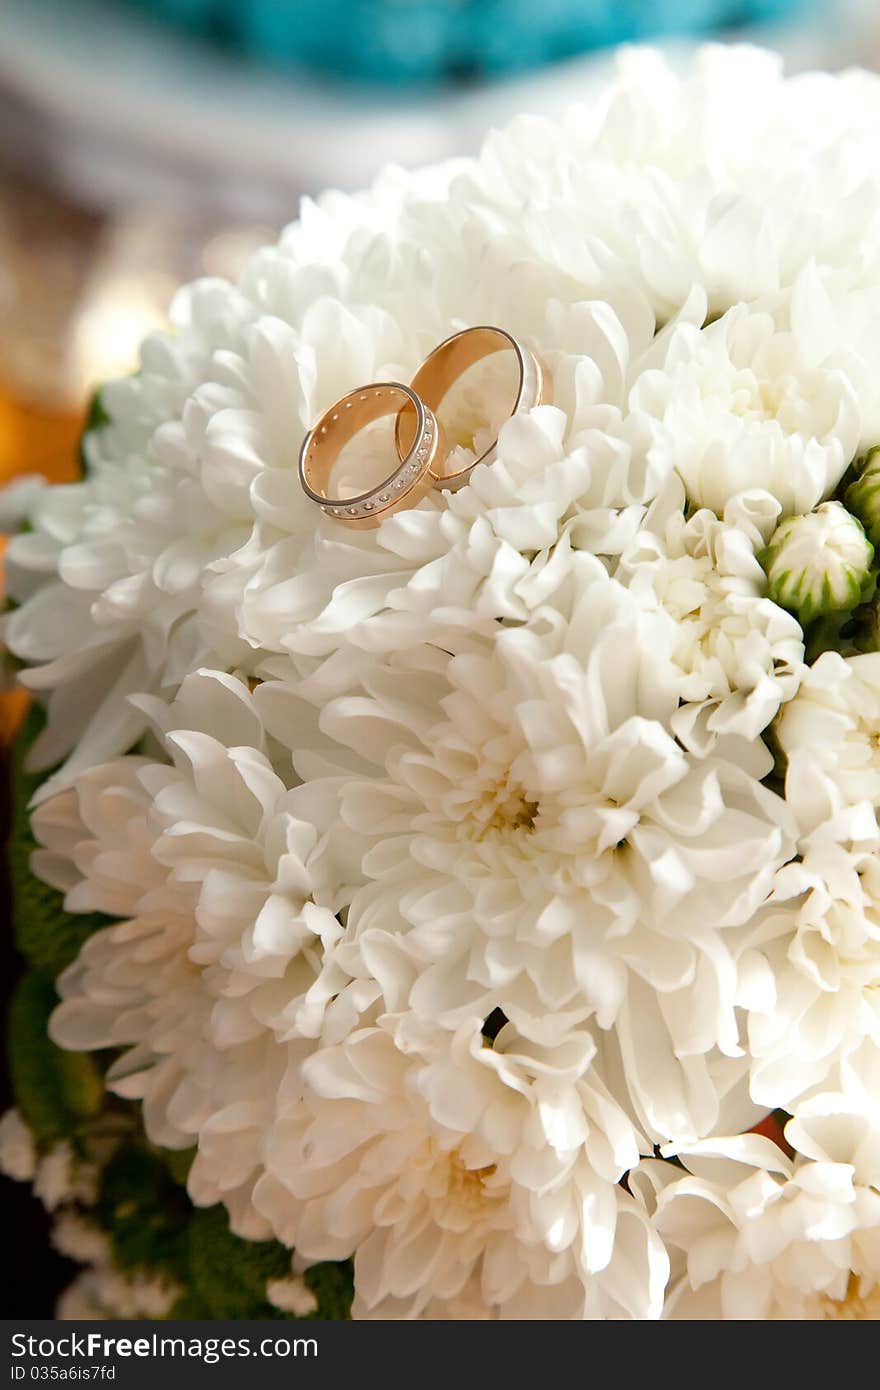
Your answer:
[298,326,545,529]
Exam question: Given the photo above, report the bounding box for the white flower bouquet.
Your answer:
[5,44,880,1321]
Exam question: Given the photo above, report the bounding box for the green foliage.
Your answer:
[162,1146,197,1187]
[187,1205,292,1319]
[303,1258,355,1320]
[78,386,109,476]
[801,585,880,661]
[8,970,103,1147]
[168,1291,214,1318]
[92,1143,354,1319]
[96,1141,192,1282]
[8,704,112,973]
[187,1205,353,1320]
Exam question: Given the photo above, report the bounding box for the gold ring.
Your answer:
[299,383,442,528]
[397,326,546,492]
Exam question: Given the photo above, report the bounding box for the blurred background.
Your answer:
[2,0,880,1317]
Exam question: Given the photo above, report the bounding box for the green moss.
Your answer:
[303,1259,355,1320]
[187,1205,292,1319]
[168,1291,213,1318]
[8,970,103,1147]
[96,1141,191,1282]
[94,1146,353,1319]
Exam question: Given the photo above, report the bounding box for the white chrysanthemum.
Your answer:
[284,562,793,1143]
[206,295,663,671]
[775,651,880,828]
[10,46,880,799]
[2,278,261,790]
[12,44,880,1320]
[57,1269,180,1321]
[34,1142,98,1212]
[35,670,342,1237]
[0,1108,36,1182]
[3,304,407,799]
[618,482,804,746]
[658,1093,880,1319]
[254,1012,667,1319]
[472,47,880,327]
[630,280,862,518]
[51,1212,111,1266]
[56,1275,107,1322]
[735,805,880,1109]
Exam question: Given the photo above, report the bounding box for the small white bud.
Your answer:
[266,1274,319,1317]
[761,502,873,625]
[0,1108,36,1182]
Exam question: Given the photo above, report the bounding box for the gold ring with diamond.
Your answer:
[298,382,442,528]
[397,326,546,493]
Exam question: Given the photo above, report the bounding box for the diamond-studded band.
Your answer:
[298,382,441,529]
[397,326,547,493]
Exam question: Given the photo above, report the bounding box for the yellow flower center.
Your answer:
[456,771,538,840]
[446,1154,498,1211]
[483,786,539,836]
[818,1274,880,1320]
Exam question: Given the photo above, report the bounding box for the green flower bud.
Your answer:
[760,501,874,626]
[845,446,880,546]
